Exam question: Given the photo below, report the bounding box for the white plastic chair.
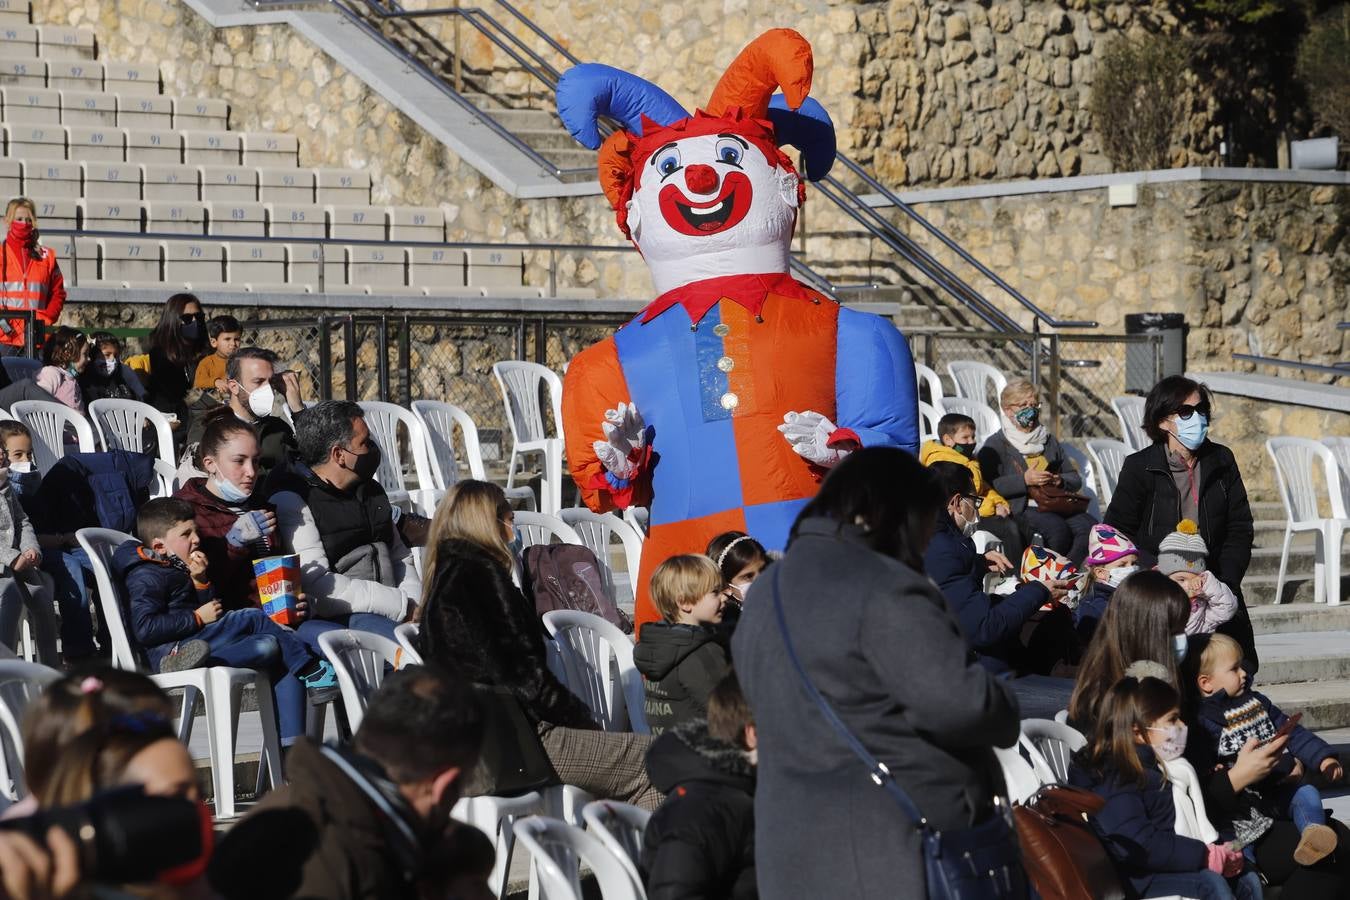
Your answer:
[88,398,176,471]
[10,400,96,475]
[357,401,437,516]
[542,610,647,734]
[992,742,1043,805]
[948,360,1008,410]
[559,509,644,609]
[315,629,401,733]
[1111,396,1148,451]
[1020,718,1086,785]
[410,399,536,509]
[150,459,180,499]
[393,621,422,665]
[515,510,584,549]
[1086,438,1130,509]
[914,362,945,414]
[492,361,565,515]
[0,660,60,801]
[582,800,651,897]
[76,527,284,819]
[514,815,643,900]
[918,400,941,443]
[1324,437,1350,515]
[454,792,548,900]
[1267,437,1347,606]
[939,397,999,447]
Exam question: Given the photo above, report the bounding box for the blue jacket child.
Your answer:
[114,498,337,743]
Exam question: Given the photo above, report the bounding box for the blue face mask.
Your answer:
[508,526,524,558]
[1173,413,1208,451]
[1173,633,1189,663]
[212,475,250,504]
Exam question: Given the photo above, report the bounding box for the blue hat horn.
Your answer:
[767,94,836,182]
[556,64,691,150]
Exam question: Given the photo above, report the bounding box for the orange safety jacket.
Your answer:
[0,242,66,349]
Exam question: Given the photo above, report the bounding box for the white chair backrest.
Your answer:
[1085,439,1130,508]
[393,622,422,665]
[1268,437,1345,522]
[1019,718,1086,785]
[1325,437,1350,515]
[940,397,999,446]
[559,509,644,608]
[914,363,944,413]
[1111,396,1147,451]
[992,743,1044,805]
[316,629,402,733]
[947,360,1007,409]
[918,400,941,442]
[410,400,486,490]
[151,458,179,499]
[1059,443,1101,520]
[514,816,641,900]
[0,660,60,800]
[515,511,584,549]
[74,528,140,671]
[542,610,647,734]
[582,800,651,896]
[11,400,96,475]
[357,401,434,495]
[493,360,564,446]
[0,358,40,383]
[88,398,175,470]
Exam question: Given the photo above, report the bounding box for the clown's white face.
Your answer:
[628,131,800,296]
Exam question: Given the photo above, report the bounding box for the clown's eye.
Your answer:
[657,149,682,176]
[715,139,743,166]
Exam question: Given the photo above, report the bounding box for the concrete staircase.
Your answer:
[1254,604,1350,732]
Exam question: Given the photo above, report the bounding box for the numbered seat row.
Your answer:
[1,159,371,205]
[0,85,227,128]
[27,198,452,242]
[0,24,96,60]
[1,123,296,166]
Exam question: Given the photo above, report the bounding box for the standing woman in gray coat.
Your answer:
[732,447,1021,899]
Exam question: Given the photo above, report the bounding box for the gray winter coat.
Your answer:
[732,517,1020,900]
[978,428,1082,514]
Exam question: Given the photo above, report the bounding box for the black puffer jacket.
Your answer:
[634,623,731,735]
[641,719,756,900]
[1104,440,1256,667]
[416,538,597,730]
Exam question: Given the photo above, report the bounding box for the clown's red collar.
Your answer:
[639,271,815,326]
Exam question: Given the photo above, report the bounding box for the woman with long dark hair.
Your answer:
[732,447,1020,898]
[143,292,208,425]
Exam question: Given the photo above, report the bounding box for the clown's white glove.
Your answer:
[778,410,852,468]
[593,402,647,481]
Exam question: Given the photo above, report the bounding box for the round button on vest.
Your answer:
[717,356,734,373]
[720,392,739,410]
[712,323,730,337]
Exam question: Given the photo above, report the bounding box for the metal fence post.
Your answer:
[548,248,557,298]
[1031,318,1042,391]
[376,315,391,402]
[318,315,332,401]
[1048,333,1062,437]
[399,316,412,406]
[1153,334,1165,385]
[534,317,546,365]
[342,316,357,401]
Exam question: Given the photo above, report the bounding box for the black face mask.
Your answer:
[344,441,382,481]
[179,312,204,342]
[954,442,977,459]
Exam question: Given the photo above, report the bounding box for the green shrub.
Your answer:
[1089,34,1192,171]
[1296,5,1350,139]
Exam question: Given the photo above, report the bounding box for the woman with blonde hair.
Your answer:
[0,197,65,358]
[416,480,661,809]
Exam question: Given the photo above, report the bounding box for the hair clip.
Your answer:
[80,676,104,694]
[716,534,756,570]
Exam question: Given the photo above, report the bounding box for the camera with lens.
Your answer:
[0,786,205,884]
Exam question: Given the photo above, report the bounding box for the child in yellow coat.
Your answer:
[920,413,1022,562]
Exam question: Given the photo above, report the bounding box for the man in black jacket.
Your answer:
[1104,376,1257,668]
[216,346,305,478]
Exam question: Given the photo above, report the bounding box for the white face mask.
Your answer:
[8,461,31,474]
[1148,723,1188,762]
[244,383,275,418]
[99,357,117,375]
[1105,565,1139,588]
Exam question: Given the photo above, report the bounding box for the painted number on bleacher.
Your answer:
[290,211,305,222]
[166,172,178,183]
[488,253,504,263]
[126,244,140,256]
[412,215,426,225]
[170,208,184,219]
[189,246,202,257]
[29,129,42,140]
[106,206,120,216]
[351,212,364,223]
[105,169,118,180]
[39,204,53,215]
[5,31,18,40]
[230,208,245,220]
[265,139,278,150]
[10,64,24,75]
[139,100,154,111]
[195,104,207,114]
[281,175,295,186]
[44,167,58,177]
[82,99,95,109]
[126,70,139,80]
[371,251,384,262]
[88,132,104,144]
[338,176,352,187]
[207,136,222,148]
[70,66,82,76]
[23,95,37,105]
[225,173,238,184]
[250,248,263,259]
[431,251,444,261]
[149,134,161,145]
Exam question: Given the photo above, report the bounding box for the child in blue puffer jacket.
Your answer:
[1069,673,1259,900]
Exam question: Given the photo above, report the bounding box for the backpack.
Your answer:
[524,543,634,634]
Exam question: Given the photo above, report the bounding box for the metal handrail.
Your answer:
[1232,354,1349,377]
[831,153,1097,330]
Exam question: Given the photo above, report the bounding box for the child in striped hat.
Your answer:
[1157,520,1238,635]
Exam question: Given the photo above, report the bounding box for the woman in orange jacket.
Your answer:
[0,197,66,356]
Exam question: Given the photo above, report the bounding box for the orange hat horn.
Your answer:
[705,28,813,119]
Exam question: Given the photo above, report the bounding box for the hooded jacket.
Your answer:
[1068,744,1209,895]
[174,477,272,611]
[920,440,1007,517]
[923,513,1049,674]
[1193,688,1333,785]
[642,719,756,900]
[113,539,213,669]
[634,623,731,735]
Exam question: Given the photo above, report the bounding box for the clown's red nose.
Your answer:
[684,164,718,195]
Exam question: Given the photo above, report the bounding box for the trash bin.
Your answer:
[1124,312,1185,393]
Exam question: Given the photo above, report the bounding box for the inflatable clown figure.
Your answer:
[558,29,919,626]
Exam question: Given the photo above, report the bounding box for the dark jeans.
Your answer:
[1142,869,1261,900]
[44,548,97,659]
[296,612,400,650]
[1019,508,1096,564]
[153,608,315,743]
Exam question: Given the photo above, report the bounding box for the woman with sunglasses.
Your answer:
[1105,375,1257,669]
[142,293,209,447]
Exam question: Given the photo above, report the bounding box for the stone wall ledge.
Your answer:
[863,167,1350,208]
[1191,371,1350,415]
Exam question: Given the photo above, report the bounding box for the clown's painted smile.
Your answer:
[658,171,753,237]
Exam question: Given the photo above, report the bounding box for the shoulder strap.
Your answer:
[769,568,927,827]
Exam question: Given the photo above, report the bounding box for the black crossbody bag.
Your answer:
[769,570,1027,900]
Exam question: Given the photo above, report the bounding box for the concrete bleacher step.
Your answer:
[1251,603,1350,635]
[1259,680,1350,731]
[1253,622,1350,730]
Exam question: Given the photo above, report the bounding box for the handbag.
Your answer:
[769,571,1028,900]
[1028,482,1091,516]
[1012,785,1126,900]
[461,683,560,798]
